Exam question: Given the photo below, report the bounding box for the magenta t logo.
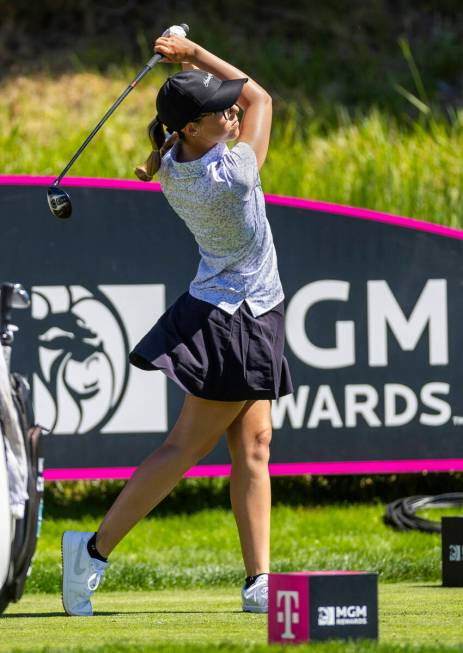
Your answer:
[277,590,300,640]
[268,574,309,643]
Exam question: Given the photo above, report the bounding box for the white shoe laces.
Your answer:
[246,576,268,602]
[87,559,107,592]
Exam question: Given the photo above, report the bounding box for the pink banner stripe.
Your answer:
[272,571,371,576]
[42,458,463,481]
[269,459,463,475]
[265,192,463,240]
[1,174,462,240]
[0,174,162,193]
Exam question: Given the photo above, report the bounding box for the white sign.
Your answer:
[31,284,167,434]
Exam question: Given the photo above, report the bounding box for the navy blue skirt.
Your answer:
[129,292,293,401]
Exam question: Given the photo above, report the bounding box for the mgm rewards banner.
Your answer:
[1,175,463,480]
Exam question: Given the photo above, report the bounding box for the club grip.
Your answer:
[146,24,189,69]
[146,52,163,69]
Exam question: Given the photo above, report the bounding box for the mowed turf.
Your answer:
[2,585,463,653]
[26,504,447,594]
[3,504,461,652]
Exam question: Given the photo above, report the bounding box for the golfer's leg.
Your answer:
[96,395,245,557]
[227,400,272,576]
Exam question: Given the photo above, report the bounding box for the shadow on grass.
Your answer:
[1,610,244,618]
[1,612,67,618]
[95,610,245,616]
[409,584,453,589]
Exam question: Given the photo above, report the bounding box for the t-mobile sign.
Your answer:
[268,571,378,643]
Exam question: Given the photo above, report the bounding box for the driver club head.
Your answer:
[47,185,72,219]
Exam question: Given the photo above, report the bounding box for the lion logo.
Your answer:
[30,285,129,434]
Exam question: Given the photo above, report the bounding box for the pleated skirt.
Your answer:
[129,292,293,402]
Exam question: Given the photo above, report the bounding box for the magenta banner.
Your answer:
[1,175,463,480]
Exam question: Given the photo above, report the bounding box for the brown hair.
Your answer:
[149,117,185,151]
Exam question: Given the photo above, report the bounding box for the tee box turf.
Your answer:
[442,516,463,586]
[268,571,378,644]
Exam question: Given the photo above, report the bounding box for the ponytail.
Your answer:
[134,116,179,182]
[148,117,167,150]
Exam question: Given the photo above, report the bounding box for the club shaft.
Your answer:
[54,54,162,186]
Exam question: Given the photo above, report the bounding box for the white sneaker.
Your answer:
[242,573,269,613]
[62,531,108,616]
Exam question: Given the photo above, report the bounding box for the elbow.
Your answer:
[239,82,272,110]
[253,90,272,114]
[261,90,272,106]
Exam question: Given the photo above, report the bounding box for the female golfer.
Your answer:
[61,34,293,617]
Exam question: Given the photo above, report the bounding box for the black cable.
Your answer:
[383,493,463,533]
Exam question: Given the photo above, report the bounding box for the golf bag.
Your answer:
[0,283,45,614]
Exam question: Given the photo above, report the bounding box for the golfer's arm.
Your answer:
[190,46,272,168]
[235,97,272,170]
[189,46,267,106]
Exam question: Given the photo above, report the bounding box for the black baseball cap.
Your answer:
[156,69,247,132]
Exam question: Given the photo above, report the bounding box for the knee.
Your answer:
[244,427,272,467]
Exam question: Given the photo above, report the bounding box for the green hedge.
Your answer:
[43,473,463,517]
[2,2,463,114]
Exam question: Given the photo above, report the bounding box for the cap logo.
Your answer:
[203,73,213,87]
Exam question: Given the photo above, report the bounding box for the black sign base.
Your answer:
[442,517,463,586]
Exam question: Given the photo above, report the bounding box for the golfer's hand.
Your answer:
[154,35,196,63]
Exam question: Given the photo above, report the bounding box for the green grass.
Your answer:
[1,71,463,228]
[266,108,463,229]
[26,504,446,594]
[2,585,463,653]
[2,504,462,651]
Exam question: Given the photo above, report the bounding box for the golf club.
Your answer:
[47,23,189,219]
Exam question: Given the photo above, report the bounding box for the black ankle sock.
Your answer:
[244,573,266,589]
[87,533,108,563]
